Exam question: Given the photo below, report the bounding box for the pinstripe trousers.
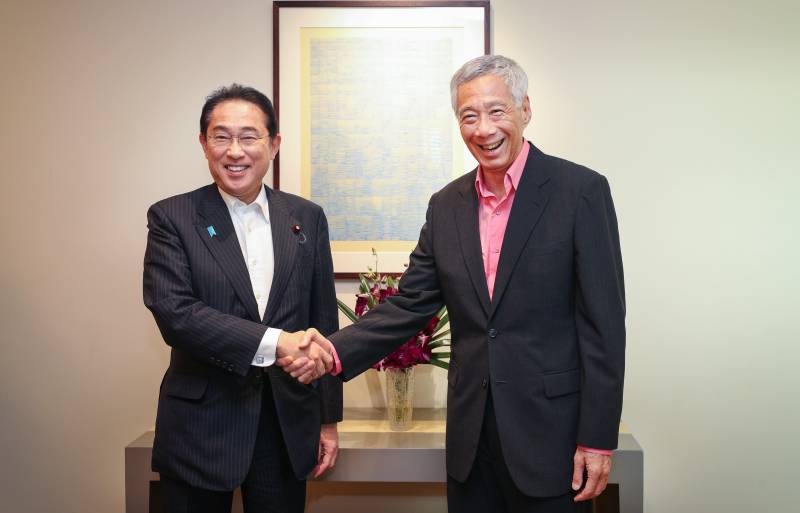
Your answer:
[160,378,306,513]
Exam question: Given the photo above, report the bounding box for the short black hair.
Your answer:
[200,84,278,139]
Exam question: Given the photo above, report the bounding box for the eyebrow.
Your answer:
[483,100,509,109]
[209,125,262,133]
[458,100,508,117]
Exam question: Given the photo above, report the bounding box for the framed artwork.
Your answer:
[273,1,490,277]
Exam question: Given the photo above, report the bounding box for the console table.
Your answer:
[126,408,643,513]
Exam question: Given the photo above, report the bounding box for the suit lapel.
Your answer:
[262,188,300,324]
[195,185,261,322]
[490,144,553,317]
[455,171,491,317]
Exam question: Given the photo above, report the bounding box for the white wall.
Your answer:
[0,1,797,512]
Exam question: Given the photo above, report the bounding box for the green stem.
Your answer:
[336,299,358,323]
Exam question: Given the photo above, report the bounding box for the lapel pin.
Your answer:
[207,225,217,238]
[292,224,307,244]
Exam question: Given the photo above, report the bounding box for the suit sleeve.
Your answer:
[309,207,343,424]
[143,202,266,377]
[573,174,626,449]
[330,197,444,380]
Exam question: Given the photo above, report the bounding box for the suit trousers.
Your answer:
[447,390,590,513]
[160,377,306,513]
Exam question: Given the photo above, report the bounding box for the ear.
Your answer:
[199,133,210,159]
[522,96,532,126]
[269,133,282,160]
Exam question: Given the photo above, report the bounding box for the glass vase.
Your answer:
[384,366,415,431]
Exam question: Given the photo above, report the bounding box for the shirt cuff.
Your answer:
[329,343,342,376]
[251,328,281,367]
[577,445,613,456]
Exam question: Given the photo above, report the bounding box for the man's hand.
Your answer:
[572,448,612,501]
[311,423,339,478]
[275,329,333,384]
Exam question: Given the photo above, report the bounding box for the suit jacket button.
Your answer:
[481,379,488,389]
[488,328,498,338]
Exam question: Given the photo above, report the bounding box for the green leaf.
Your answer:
[428,340,450,349]
[435,311,449,333]
[430,330,450,343]
[336,299,358,323]
[367,294,376,309]
[426,358,449,370]
[359,274,370,294]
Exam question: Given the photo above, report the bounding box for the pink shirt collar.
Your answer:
[474,139,530,199]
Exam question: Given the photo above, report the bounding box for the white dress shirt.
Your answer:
[218,186,281,367]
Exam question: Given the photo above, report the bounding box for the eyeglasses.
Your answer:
[207,133,267,149]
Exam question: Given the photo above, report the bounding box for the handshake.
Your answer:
[275,328,336,384]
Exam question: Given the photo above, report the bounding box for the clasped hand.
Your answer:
[275,328,334,384]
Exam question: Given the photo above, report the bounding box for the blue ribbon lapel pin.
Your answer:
[207,225,217,238]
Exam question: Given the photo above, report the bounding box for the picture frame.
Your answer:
[273,1,490,277]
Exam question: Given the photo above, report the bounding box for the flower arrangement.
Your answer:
[336,251,450,371]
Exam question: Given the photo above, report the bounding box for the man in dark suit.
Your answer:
[144,84,341,513]
[283,55,625,513]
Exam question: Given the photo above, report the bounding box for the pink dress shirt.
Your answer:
[475,141,530,299]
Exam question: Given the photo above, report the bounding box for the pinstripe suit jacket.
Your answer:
[330,143,625,496]
[143,183,341,490]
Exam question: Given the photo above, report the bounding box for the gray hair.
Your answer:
[450,55,528,114]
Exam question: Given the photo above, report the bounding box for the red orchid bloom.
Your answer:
[340,253,448,371]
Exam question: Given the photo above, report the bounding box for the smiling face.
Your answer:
[456,74,531,178]
[199,99,280,204]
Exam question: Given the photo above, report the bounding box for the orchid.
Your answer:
[336,250,450,371]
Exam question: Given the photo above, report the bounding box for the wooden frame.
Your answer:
[273,1,490,277]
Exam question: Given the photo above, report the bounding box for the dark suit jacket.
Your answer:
[143,183,341,491]
[330,143,625,496]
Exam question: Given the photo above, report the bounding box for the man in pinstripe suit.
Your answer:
[144,84,341,513]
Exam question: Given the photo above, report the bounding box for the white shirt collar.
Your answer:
[217,185,270,221]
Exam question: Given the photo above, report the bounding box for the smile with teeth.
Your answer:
[225,165,249,173]
[479,139,504,151]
